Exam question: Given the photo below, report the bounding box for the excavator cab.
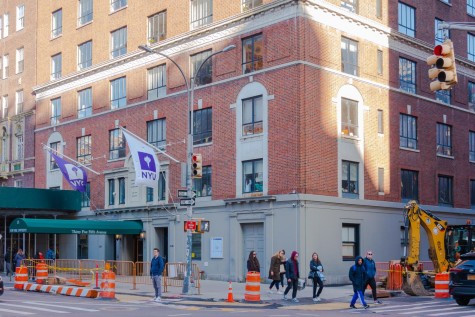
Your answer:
[445,225,475,263]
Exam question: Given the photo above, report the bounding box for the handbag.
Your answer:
[297,278,306,290]
[308,271,316,279]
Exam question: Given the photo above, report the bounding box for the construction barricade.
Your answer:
[387,263,403,290]
[100,267,116,299]
[435,273,450,298]
[244,271,261,302]
[36,262,48,284]
[14,266,28,290]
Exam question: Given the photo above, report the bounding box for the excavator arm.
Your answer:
[402,201,449,295]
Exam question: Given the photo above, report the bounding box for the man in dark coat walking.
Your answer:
[349,256,369,309]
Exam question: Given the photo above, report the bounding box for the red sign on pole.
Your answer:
[184,221,197,231]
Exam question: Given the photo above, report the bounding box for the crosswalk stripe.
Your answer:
[430,309,474,316]
[0,303,69,313]
[372,303,456,313]
[23,301,100,312]
[399,306,465,314]
[0,308,35,315]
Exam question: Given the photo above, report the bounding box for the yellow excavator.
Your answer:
[400,201,475,296]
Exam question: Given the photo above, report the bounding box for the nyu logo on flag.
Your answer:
[50,151,88,192]
[121,129,160,188]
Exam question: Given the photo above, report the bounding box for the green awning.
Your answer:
[0,187,81,211]
[9,218,143,235]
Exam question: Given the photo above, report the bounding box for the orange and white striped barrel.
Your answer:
[244,271,261,302]
[435,273,450,298]
[14,266,28,290]
[100,270,116,299]
[36,262,48,284]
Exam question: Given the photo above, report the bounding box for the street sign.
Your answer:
[180,198,195,206]
[178,190,197,198]
[185,221,197,231]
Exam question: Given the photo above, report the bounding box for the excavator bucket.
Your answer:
[402,271,433,296]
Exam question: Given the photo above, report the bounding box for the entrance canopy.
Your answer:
[9,218,143,235]
[0,187,81,211]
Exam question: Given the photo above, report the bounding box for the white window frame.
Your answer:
[78,40,92,70]
[15,134,24,160]
[2,95,8,119]
[51,53,62,79]
[147,64,166,100]
[148,11,167,43]
[15,90,23,115]
[78,0,93,25]
[16,5,24,31]
[78,88,92,118]
[52,9,62,38]
[110,77,126,109]
[111,0,127,12]
[3,14,9,38]
[0,17,3,39]
[190,0,213,30]
[51,97,61,125]
[110,27,127,58]
[16,47,24,74]
[2,55,8,79]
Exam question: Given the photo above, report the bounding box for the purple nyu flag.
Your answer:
[50,151,88,192]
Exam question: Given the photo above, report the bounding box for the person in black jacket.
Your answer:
[309,252,324,302]
[349,256,369,309]
[283,250,300,303]
[247,250,260,272]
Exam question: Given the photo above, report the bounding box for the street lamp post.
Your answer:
[138,44,235,294]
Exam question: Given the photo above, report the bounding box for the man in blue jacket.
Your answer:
[349,256,369,309]
[150,248,165,302]
[363,250,382,304]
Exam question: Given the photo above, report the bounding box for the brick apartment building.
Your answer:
[1,0,475,282]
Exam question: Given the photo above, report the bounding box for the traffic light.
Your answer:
[196,220,210,233]
[427,39,457,91]
[192,153,202,178]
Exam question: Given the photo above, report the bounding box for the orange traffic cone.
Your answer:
[227,281,234,302]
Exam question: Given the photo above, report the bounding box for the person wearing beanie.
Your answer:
[349,256,370,309]
[283,250,300,303]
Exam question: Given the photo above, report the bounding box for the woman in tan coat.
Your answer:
[268,250,283,294]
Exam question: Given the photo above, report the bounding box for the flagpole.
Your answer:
[118,127,180,163]
[42,144,101,175]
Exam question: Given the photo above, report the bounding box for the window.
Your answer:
[468,33,475,62]
[111,0,127,12]
[2,95,8,119]
[378,167,384,193]
[399,57,416,93]
[15,90,23,114]
[0,127,6,162]
[51,97,61,125]
[52,9,62,37]
[118,177,125,204]
[377,49,383,75]
[377,109,383,134]
[50,141,60,170]
[0,17,2,39]
[342,224,359,260]
[400,114,417,149]
[190,0,212,29]
[78,0,93,25]
[438,175,453,206]
[342,160,359,198]
[108,179,115,205]
[193,166,211,197]
[469,0,475,17]
[110,77,126,109]
[398,2,415,37]
[376,0,382,18]
[148,11,166,43]
[468,82,475,111]
[341,0,358,13]
[192,233,202,260]
[78,41,92,69]
[193,108,212,145]
[243,159,263,193]
[78,88,92,118]
[16,5,24,31]
[401,169,418,202]
[471,180,475,208]
[147,64,166,99]
[242,96,263,136]
[242,34,263,74]
[77,135,92,165]
[341,97,358,137]
[191,50,212,86]
[242,0,262,11]
[14,180,23,188]
[435,19,448,45]
[2,55,8,79]
[16,47,24,74]
[81,182,91,207]
[51,53,62,79]
[146,173,167,202]
[3,14,9,38]
[109,128,125,160]
[341,37,358,76]
[435,89,451,104]
[15,135,23,160]
[437,123,452,156]
[111,27,127,58]
[147,118,166,149]
[469,131,475,161]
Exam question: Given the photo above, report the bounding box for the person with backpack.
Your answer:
[363,250,382,304]
[349,256,370,309]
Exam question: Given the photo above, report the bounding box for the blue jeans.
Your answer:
[152,275,162,298]
[350,290,367,306]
